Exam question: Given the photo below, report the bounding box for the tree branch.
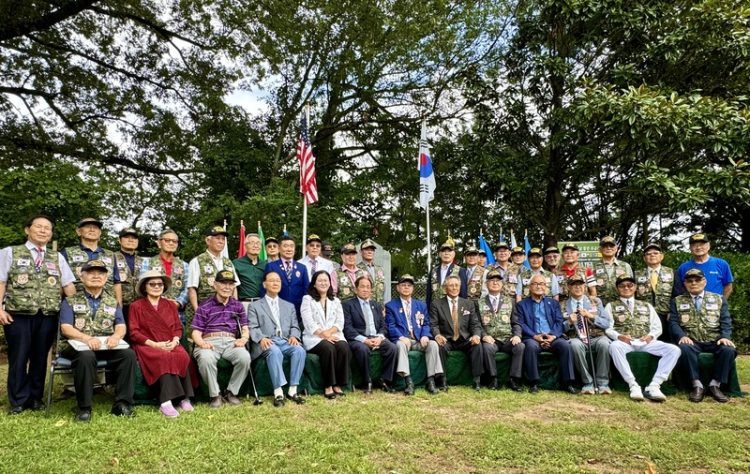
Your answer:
[0,0,99,42]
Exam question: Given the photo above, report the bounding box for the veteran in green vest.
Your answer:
[605,275,680,402]
[517,247,560,301]
[478,269,524,391]
[426,238,468,306]
[669,269,736,403]
[0,215,77,414]
[59,259,136,422]
[463,244,487,301]
[115,227,143,318]
[62,217,122,304]
[635,243,674,342]
[592,236,633,305]
[187,225,239,325]
[336,243,367,301]
[357,239,386,304]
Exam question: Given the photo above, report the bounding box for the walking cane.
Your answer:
[576,302,599,393]
[235,313,263,405]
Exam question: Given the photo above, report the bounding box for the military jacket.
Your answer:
[610,299,651,338]
[336,266,367,301]
[592,260,633,304]
[61,292,119,351]
[466,265,487,300]
[673,292,724,342]
[430,265,462,301]
[115,251,143,306]
[65,245,117,294]
[556,265,589,302]
[635,266,674,315]
[195,251,236,302]
[5,245,63,316]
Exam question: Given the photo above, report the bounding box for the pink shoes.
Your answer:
[179,399,194,412]
[160,403,180,418]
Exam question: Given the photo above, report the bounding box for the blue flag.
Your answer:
[523,231,531,269]
[479,234,495,266]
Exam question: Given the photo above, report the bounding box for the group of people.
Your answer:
[0,215,739,422]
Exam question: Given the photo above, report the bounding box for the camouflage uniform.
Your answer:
[5,245,65,315]
[358,261,386,304]
[64,246,118,295]
[592,260,633,305]
[336,266,368,301]
[60,291,120,352]
[115,251,143,306]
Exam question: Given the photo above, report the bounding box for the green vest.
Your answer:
[673,292,723,342]
[478,294,514,340]
[556,265,588,302]
[195,251,236,302]
[62,292,119,351]
[519,268,554,298]
[65,245,117,294]
[431,265,462,301]
[610,299,651,338]
[357,262,386,303]
[146,255,187,302]
[4,245,63,315]
[592,260,633,304]
[336,267,367,301]
[635,266,674,315]
[115,251,143,306]
[466,265,487,300]
[562,297,606,338]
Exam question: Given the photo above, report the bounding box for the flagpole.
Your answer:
[302,104,310,247]
[426,203,432,272]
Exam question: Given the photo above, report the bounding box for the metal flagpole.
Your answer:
[301,104,310,247]
[426,203,432,272]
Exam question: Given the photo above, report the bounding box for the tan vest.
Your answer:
[610,299,651,337]
[673,292,723,342]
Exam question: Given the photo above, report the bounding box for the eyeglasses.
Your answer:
[685,278,703,284]
[160,238,178,244]
[531,282,547,287]
[147,282,164,288]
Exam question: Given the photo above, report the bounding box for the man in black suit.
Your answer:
[429,275,484,390]
[343,275,397,393]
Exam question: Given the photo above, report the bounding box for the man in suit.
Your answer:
[248,271,306,407]
[426,238,468,306]
[669,269,736,403]
[430,275,484,391]
[263,235,310,317]
[343,275,397,394]
[385,274,444,395]
[514,274,577,393]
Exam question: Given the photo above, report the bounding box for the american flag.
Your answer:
[297,115,319,204]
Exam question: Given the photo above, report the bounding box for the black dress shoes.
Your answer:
[25,399,45,411]
[709,385,729,403]
[529,384,539,394]
[688,386,705,403]
[404,382,415,396]
[437,375,449,392]
[111,402,135,417]
[273,396,285,407]
[378,379,395,393]
[9,405,24,415]
[473,381,481,391]
[562,384,579,395]
[508,378,522,392]
[324,392,337,400]
[75,408,92,422]
[286,393,306,405]
[489,378,499,390]
[425,377,439,395]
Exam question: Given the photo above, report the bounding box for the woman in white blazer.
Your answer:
[301,270,351,399]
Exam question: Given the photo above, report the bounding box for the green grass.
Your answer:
[0,358,748,473]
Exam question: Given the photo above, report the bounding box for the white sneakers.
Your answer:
[629,385,645,401]
[644,384,667,402]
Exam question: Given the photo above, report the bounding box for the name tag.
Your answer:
[103,305,116,315]
[16,258,31,266]
[614,305,625,312]
[678,303,690,311]
[72,255,86,262]
[637,276,647,283]
[705,303,719,311]
[73,304,87,312]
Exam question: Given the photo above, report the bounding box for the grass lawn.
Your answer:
[0,356,748,473]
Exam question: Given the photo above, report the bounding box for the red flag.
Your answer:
[237,220,246,257]
[297,115,319,204]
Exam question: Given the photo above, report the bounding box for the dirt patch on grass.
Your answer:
[511,398,620,423]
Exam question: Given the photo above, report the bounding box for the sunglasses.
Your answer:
[147,282,164,288]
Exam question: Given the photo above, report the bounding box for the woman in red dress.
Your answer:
[128,270,193,417]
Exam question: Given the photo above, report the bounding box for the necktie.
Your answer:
[404,301,414,338]
[467,267,474,281]
[311,258,317,274]
[627,299,633,314]
[362,301,376,336]
[694,296,702,312]
[650,270,658,290]
[285,261,293,279]
[34,247,44,271]
[451,299,459,341]
[270,299,281,336]
[491,296,498,313]
[367,265,375,280]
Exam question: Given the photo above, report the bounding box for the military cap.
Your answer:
[360,239,377,250]
[306,234,322,244]
[511,246,525,255]
[486,269,503,281]
[568,275,585,285]
[136,270,172,296]
[206,225,228,237]
[118,227,139,238]
[341,243,358,254]
[644,243,662,253]
[543,246,560,255]
[493,241,510,251]
[477,248,487,256]
[398,274,415,284]
[561,243,579,252]
[77,217,103,229]
[528,247,543,257]
[265,236,279,244]
[439,238,455,251]
[689,233,709,244]
[464,245,479,255]
[214,269,236,283]
[599,235,617,246]
[615,275,636,286]
[684,268,705,280]
[81,259,108,273]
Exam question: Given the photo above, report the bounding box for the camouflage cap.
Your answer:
[568,275,585,285]
[77,217,103,229]
[528,247,543,257]
[119,227,139,238]
[543,246,560,255]
[486,269,503,281]
[684,268,705,280]
[689,233,709,244]
[398,274,415,284]
[214,269,236,283]
[306,234,322,244]
[561,243,579,252]
[360,238,377,250]
[615,275,636,286]
[341,243,358,254]
[493,241,510,251]
[511,246,525,255]
[81,259,108,273]
[599,235,617,246]
[644,243,662,253]
[439,239,455,251]
[206,225,228,237]
[464,245,479,255]
[265,236,279,244]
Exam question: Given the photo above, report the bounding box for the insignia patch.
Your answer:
[75,318,86,329]
[483,315,491,325]
[637,276,647,283]
[72,255,86,262]
[615,268,625,276]
[203,265,214,273]
[295,271,301,278]
[617,314,626,322]
[16,274,28,284]
[207,277,215,286]
[501,315,510,323]
[705,303,719,311]
[47,276,57,286]
[681,314,690,323]
[103,305,116,315]
[595,268,605,274]
[17,258,31,267]
[174,266,183,274]
[101,319,112,328]
[679,303,690,311]
[73,304,87,312]
[615,305,625,313]
[174,280,182,288]
[663,274,673,282]
[596,279,605,286]
[117,262,125,268]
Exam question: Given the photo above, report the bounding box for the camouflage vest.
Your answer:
[357,262,386,303]
[561,297,606,338]
[673,292,723,342]
[145,255,187,301]
[478,294,514,340]
[431,265,462,301]
[4,245,63,315]
[592,261,632,304]
[489,263,518,297]
[518,268,554,298]
[115,251,143,306]
[336,266,367,301]
[195,251,236,302]
[635,266,674,315]
[65,245,117,295]
[61,292,119,351]
[466,265,487,300]
[610,299,651,338]
[556,264,588,302]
